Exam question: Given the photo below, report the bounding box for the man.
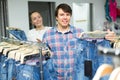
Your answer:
[43,3,116,80]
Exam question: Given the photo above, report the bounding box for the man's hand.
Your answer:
[105,29,116,42]
[36,38,42,43]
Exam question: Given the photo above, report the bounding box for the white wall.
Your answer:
[7,0,106,34]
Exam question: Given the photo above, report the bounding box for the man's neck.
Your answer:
[57,25,70,33]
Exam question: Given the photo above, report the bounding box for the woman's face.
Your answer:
[31,12,43,28]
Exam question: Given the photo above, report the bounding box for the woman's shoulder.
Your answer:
[28,29,36,33]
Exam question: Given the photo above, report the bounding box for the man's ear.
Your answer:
[56,17,58,21]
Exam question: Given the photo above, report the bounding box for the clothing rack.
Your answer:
[98,45,120,56]
[93,44,120,80]
[0,36,50,80]
[98,45,120,68]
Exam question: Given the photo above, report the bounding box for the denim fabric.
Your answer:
[74,39,92,80]
[0,56,16,80]
[16,64,39,80]
[8,30,27,41]
[90,40,113,78]
[73,39,113,80]
[91,40,113,77]
[0,61,1,80]
[16,60,53,80]
[100,74,110,80]
[0,53,1,80]
[0,55,8,80]
[7,59,16,80]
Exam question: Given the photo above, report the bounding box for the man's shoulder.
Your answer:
[70,25,84,32]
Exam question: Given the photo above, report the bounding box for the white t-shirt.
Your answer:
[27,27,51,42]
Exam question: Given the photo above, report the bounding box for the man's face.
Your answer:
[56,8,71,27]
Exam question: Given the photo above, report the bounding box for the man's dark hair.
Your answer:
[55,3,72,17]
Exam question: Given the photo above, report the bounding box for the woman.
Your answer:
[27,11,51,42]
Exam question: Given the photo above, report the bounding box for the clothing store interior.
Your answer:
[0,0,120,80]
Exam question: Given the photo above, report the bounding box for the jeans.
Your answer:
[100,74,110,80]
[0,55,8,80]
[8,30,27,41]
[74,39,90,80]
[16,59,53,80]
[74,39,113,80]
[7,59,16,80]
[94,40,113,76]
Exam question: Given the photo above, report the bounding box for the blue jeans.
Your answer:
[0,55,8,80]
[74,39,90,80]
[74,39,113,80]
[16,59,53,80]
[7,59,16,80]
[100,74,110,80]
[8,30,27,41]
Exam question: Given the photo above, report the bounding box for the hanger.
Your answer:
[109,67,120,80]
[93,64,113,80]
[20,49,39,64]
[116,71,120,80]
[80,30,107,39]
[15,47,34,62]
[114,37,120,49]
[18,44,40,64]
[16,42,51,64]
[0,43,12,53]
[0,37,26,56]
[98,45,120,56]
[7,44,29,59]
[8,47,26,59]
[2,44,20,56]
[6,26,21,31]
[0,41,9,46]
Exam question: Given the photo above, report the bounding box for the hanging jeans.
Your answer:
[0,55,8,80]
[8,30,27,41]
[15,59,53,80]
[100,74,110,80]
[1,58,16,80]
[74,39,89,80]
[7,59,16,80]
[74,39,113,80]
